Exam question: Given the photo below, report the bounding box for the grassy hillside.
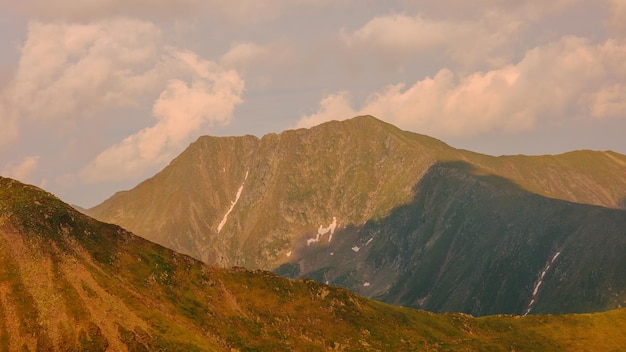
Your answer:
[2,177,626,351]
[88,115,626,316]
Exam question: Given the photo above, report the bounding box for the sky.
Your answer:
[1,0,625,207]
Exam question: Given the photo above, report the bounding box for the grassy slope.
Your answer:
[2,177,626,351]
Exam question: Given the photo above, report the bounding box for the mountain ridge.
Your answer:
[4,176,626,350]
[88,115,626,316]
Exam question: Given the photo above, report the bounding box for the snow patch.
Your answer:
[286,251,292,257]
[217,170,248,234]
[351,245,360,253]
[307,217,338,246]
[365,237,373,246]
[523,251,561,316]
[363,282,370,287]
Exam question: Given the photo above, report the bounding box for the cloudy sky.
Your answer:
[1,0,625,207]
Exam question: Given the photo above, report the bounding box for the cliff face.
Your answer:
[89,115,626,315]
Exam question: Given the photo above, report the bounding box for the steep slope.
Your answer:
[277,161,626,316]
[4,177,626,351]
[89,116,626,315]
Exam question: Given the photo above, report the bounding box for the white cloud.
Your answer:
[80,50,244,183]
[297,91,355,129]
[1,17,246,183]
[300,36,626,137]
[1,156,39,184]
[5,19,163,124]
[340,0,582,69]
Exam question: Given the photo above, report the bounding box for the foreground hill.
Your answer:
[3,177,626,350]
[89,116,626,316]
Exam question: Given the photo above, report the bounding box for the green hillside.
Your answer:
[2,177,626,351]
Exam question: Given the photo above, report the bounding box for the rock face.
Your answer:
[89,115,626,316]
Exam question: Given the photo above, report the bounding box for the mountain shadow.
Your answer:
[277,161,626,316]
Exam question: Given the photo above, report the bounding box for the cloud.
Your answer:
[5,19,163,124]
[341,12,522,68]
[606,0,626,35]
[297,91,355,129]
[80,50,244,183]
[1,0,335,22]
[0,98,19,149]
[219,41,296,88]
[340,0,580,69]
[1,0,219,20]
[398,0,576,21]
[220,42,294,70]
[299,36,626,137]
[589,84,626,118]
[0,15,249,187]
[1,156,39,184]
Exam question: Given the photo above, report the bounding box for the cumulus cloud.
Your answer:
[341,12,522,68]
[80,50,244,183]
[5,18,163,124]
[299,36,626,137]
[0,17,246,183]
[1,156,39,184]
[340,0,581,69]
[297,91,356,129]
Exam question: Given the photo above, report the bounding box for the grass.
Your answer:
[3,175,626,350]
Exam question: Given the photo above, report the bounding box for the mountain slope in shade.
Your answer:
[277,161,626,316]
[4,177,626,351]
[88,116,626,315]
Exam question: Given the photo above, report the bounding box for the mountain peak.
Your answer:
[88,118,626,316]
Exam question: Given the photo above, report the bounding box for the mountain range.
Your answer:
[88,116,626,316]
[3,176,626,350]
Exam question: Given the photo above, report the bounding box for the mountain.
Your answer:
[88,115,626,316]
[3,177,626,351]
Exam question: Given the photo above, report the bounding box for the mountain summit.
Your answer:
[89,115,626,316]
